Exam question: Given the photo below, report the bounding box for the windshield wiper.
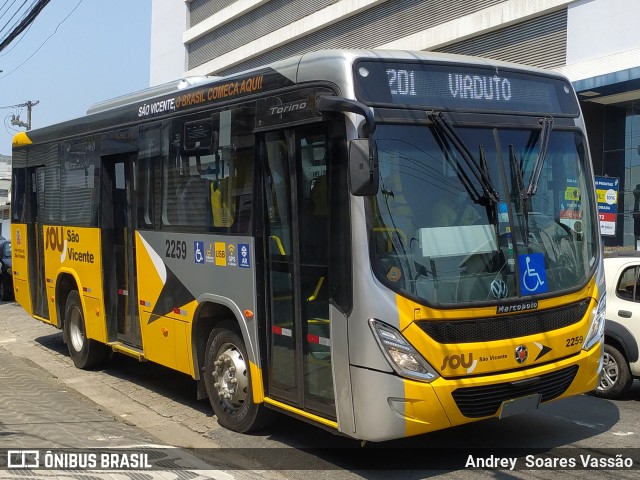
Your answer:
[479,144,497,225]
[509,144,530,244]
[428,111,499,204]
[524,116,554,198]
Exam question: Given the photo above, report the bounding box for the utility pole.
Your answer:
[11,100,39,130]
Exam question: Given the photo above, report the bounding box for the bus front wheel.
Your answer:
[204,323,272,433]
[63,290,109,370]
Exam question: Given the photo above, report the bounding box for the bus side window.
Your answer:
[58,141,98,226]
[177,156,213,227]
[162,104,255,232]
[210,168,234,228]
[11,167,26,223]
[209,147,254,232]
[211,105,255,233]
[163,117,217,229]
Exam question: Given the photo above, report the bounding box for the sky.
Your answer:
[0,0,152,156]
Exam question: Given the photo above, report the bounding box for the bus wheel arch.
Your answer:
[203,321,272,432]
[192,301,258,380]
[56,273,79,329]
[59,283,109,370]
[192,301,271,432]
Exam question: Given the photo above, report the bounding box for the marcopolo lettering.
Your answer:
[496,301,539,314]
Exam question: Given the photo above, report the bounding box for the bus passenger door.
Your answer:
[262,126,335,419]
[101,154,141,347]
[27,167,48,318]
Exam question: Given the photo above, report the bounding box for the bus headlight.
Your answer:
[369,319,438,382]
[583,295,605,351]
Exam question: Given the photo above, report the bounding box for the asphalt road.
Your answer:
[1,299,639,479]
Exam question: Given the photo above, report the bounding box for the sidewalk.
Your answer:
[0,301,218,448]
[0,346,155,449]
[0,301,294,479]
[0,345,235,479]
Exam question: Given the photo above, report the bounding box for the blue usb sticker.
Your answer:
[518,253,548,295]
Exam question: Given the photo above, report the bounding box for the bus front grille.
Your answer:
[417,300,589,344]
[451,365,579,418]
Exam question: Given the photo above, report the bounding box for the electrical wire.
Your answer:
[0,0,31,42]
[0,0,83,79]
[0,0,50,53]
[0,0,22,25]
[0,18,34,57]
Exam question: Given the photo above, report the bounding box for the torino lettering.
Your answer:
[268,101,307,116]
[448,74,512,101]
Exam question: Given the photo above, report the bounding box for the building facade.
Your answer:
[150,0,640,248]
[0,154,11,237]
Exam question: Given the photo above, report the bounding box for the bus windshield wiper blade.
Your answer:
[510,144,530,244]
[428,111,499,204]
[525,116,554,198]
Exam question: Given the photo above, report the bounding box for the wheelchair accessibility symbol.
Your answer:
[517,253,548,295]
[194,241,205,264]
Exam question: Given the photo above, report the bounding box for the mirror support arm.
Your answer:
[317,96,376,135]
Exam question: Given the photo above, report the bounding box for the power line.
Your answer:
[0,101,29,109]
[0,17,34,57]
[0,1,32,39]
[0,1,24,27]
[0,0,50,53]
[0,0,83,79]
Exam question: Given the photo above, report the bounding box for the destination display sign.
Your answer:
[354,60,579,115]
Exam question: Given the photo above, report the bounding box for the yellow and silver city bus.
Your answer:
[11,49,604,441]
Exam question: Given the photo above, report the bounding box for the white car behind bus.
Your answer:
[596,252,640,398]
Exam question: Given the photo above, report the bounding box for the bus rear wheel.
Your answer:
[63,290,109,369]
[204,323,272,433]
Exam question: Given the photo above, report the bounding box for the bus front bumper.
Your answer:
[348,340,602,442]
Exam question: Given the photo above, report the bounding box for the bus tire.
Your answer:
[63,290,109,370]
[595,343,632,399]
[204,323,272,433]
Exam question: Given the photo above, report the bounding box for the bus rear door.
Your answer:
[101,154,142,347]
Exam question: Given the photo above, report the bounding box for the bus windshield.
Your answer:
[368,123,598,305]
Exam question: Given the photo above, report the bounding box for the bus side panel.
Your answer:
[43,225,107,341]
[11,224,33,315]
[135,232,193,375]
[135,231,258,378]
[81,295,108,343]
[139,312,191,375]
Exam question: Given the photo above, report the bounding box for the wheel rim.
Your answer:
[598,351,619,391]
[211,341,249,411]
[68,305,85,353]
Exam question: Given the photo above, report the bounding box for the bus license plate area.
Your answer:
[499,394,542,419]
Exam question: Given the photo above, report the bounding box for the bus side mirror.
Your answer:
[349,138,379,196]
